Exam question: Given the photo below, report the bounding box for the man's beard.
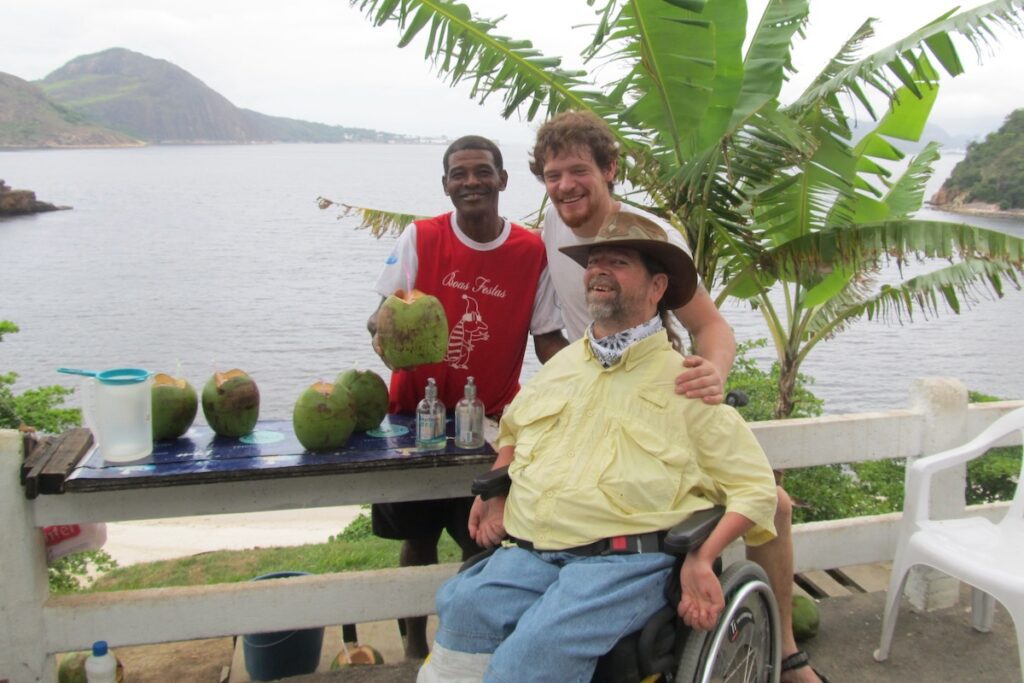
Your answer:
[586,294,624,322]
[586,285,638,325]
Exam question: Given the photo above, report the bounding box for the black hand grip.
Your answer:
[725,390,748,408]
[471,465,511,500]
[662,506,726,555]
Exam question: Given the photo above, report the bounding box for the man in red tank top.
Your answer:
[367,135,567,659]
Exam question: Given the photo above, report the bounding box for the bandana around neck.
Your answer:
[587,315,663,368]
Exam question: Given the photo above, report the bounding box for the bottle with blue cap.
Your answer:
[85,640,117,683]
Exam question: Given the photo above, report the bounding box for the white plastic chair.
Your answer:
[874,406,1024,680]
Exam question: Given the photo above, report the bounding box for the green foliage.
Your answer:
[944,109,1024,209]
[786,464,902,523]
[0,374,81,432]
[48,550,118,594]
[968,446,1022,504]
[969,389,1004,403]
[726,339,823,421]
[0,320,17,340]
[331,507,374,542]
[0,321,81,432]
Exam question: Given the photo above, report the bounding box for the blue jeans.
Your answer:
[434,545,676,683]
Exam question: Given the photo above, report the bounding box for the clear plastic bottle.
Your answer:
[416,378,447,451]
[85,640,117,683]
[455,376,485,449]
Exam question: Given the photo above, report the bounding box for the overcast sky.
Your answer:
[3,1,1022,144]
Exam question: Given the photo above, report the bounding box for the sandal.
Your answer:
[781,650,831,683]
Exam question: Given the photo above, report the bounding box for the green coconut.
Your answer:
[329,645,384,669]
[151,373,198,440]
[58,651,125,683]
[201,369,260,438]
[293,381,357,451]
[336,369,389,431]
[376,288,448,369]
[792,595,820,641]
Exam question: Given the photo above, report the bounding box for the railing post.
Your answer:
[0,429,53,682]
[905,378,968,611]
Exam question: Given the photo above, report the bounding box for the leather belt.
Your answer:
[510,531,667,556]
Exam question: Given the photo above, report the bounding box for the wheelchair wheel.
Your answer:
[675,561,781,683]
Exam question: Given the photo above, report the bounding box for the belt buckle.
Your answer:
[599,536,632,556]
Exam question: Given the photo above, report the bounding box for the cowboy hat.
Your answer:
[558,211,698,309]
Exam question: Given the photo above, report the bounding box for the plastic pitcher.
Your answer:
[62,367,154,463]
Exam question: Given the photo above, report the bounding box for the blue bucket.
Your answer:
[242,572,325,681]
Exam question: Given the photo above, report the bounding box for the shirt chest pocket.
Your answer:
[509,396,568,469]
[598,394,690,514]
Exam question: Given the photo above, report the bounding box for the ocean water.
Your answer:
[1,143,1022,421]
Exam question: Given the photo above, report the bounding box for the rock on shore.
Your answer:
[0,179,69,216]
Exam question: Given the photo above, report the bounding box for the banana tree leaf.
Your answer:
[857,258,1022,323]
[349,0,617,129]
[317,198,426,237]
[874,79,939,142]
[618,0,719,161]
[692,0,748,152]
[849,194,891,224]
[791,1,1024,116]
[882,142,942,219]
[751,220,1024,281]
[728,0,809,131]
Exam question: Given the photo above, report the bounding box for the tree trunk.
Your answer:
[775,357,799,419]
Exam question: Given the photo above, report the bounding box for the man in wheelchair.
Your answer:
[418,212,780,682]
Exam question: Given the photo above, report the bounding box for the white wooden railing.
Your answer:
[1,377,1021,682]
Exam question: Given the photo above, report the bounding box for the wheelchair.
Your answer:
[469,462,781,681]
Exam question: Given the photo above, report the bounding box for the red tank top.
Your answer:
[388,213,546,415]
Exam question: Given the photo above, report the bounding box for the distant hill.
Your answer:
[931,109,1024,211]
[0,72,139,148]
[2,47,409,147]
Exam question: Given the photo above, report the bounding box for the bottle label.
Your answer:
[416,411,446,450]
[417,415,438,442]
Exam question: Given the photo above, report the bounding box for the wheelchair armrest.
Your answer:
[662,506,726,555]
[471,465,511,500]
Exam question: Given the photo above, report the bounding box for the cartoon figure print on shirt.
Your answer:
[444,295,489,369]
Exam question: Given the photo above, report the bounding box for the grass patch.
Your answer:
[87,521,464,593]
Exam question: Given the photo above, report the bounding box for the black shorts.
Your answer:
[371,496,481,555]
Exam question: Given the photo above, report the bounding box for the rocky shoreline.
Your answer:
[927,187,1024,219]
[926,202,1024,219]
[0,179,69,216]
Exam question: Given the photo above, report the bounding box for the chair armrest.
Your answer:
[662,506,725,555]
[904,406,1024,523]
[471,465,511,500]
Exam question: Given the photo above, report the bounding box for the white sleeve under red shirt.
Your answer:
[373,212,562,414]
[374,215,561,336]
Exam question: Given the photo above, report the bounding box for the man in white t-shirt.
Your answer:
[527,111,825,683]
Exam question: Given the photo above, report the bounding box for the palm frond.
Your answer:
[857,258,1022,323]
[318,197,425,237]
[880,142,942,219]
[349,0,607,121]
[790,0,1024,116]
[586,0,720,163]
[728,0,810,130]
[788,257,1020,366]
[740,219,1024,284]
